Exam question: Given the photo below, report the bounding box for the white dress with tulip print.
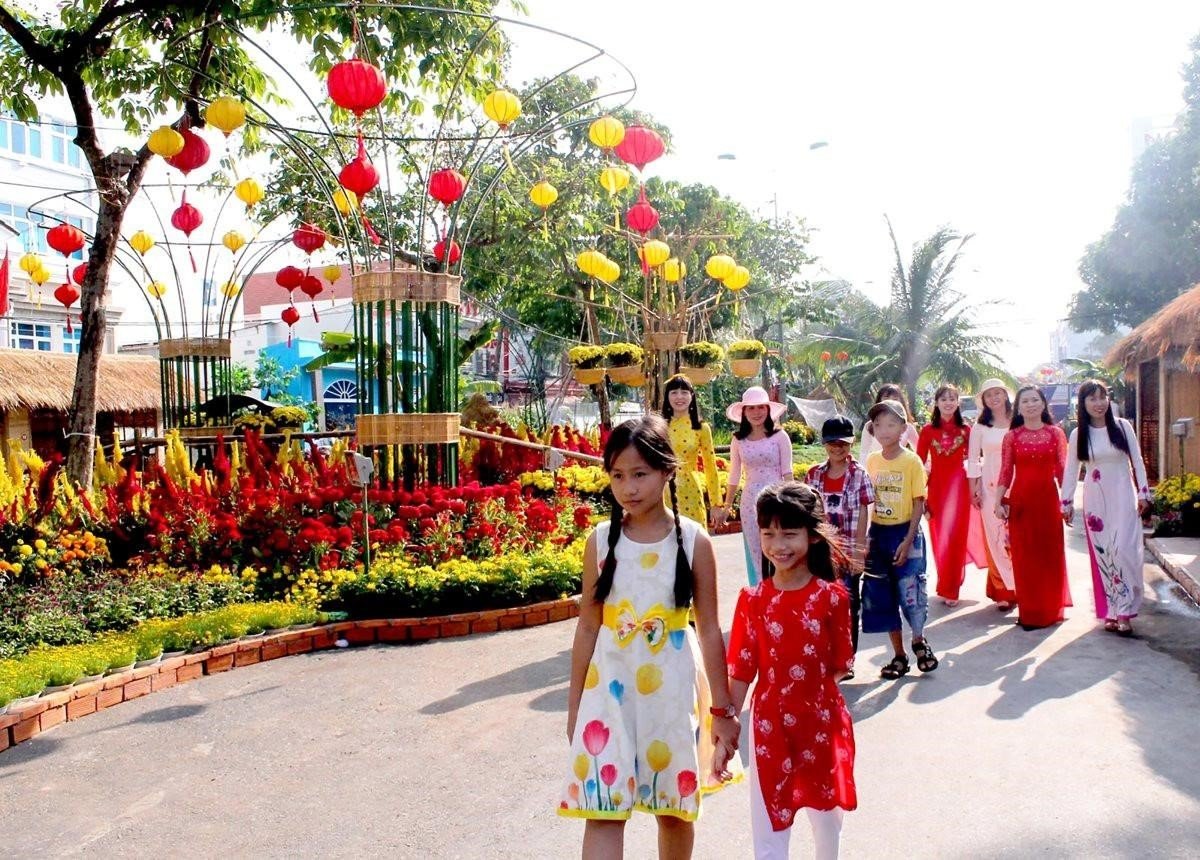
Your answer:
[558,517,737,823]
[1061,419,1151,620]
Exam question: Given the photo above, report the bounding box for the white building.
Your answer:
[0,112,125,353]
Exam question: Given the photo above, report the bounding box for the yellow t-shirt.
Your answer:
[866,448,927,526]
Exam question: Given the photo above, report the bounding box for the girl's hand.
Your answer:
[711,740,736,783]
[711,713,740,758]
[712,505,729,527]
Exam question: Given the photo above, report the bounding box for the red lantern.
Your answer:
[46,223,85,257]
[54,282,81,334]
[428,168,466,208]
[293,222,326,255]
[171,195,203,236]
[339,134,379,197]
[820,351,832,362]
[615,125,665,173]
[275,265,304,292]
[300,274,323,322]
[281,304,301,347]
[71,263,88,286]
[433,238,461,265]
[327,58,387,117]
[836,350,849,362]
[625,187,659,236]
[165,126,210,175]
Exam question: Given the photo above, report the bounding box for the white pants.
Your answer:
[749,725,844,859]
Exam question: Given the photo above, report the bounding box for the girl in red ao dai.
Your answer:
[718,481,857,859]
[561,416,740,859]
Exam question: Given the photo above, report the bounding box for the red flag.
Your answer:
[0,250,9,317]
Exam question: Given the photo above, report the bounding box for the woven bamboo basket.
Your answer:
[607,364,644,385]
[680,365,717,385]
[647,331,686,351]
[573,367,606,386]
[357,413,460,446]
[352,269,461,305]
[176,425,236,439]
[730,358,763,379]
[159,338,231,359]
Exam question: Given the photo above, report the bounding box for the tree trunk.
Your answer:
[66,183,128,486]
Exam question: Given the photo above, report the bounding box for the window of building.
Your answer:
[62,326,81,354]
[0,116,82,168]
[10,321,53,351]
[0,201,92,257]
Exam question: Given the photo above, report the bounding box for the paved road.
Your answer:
[3,522,1199,859]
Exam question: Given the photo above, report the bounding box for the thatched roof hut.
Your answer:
[1106,284,1200,373]
[0,348,160,414]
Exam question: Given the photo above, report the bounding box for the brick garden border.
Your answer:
[0,595,579,757]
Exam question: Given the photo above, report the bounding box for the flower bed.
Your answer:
[1151,473,1200,537]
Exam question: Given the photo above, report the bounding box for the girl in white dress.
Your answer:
[966,379,1019,610]
[1061,380,1151,636]
[561,416,740,857]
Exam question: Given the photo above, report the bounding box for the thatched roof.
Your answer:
[0,349,160,413]
[1106,284,1200,371]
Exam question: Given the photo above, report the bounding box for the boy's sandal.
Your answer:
[880,655,909,680]
[1103,619,1119,633]
[913,640,939,673]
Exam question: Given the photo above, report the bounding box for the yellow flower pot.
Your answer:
[573,367,606,386]
[679,365,717,385]
[608,364,644,385]
[730,358,762,378]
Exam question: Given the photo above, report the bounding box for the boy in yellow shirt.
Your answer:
[863,400,939,679]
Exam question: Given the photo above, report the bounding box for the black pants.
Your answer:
[840,572,862,653]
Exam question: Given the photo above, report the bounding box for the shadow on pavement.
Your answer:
[420,650,571,715]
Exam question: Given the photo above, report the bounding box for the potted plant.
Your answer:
[78,646,112,683]
[103,641,138,677]
[567,344,607,386]
[605,342,645,385]
[728,339,766,378]
[679,341,725,385]
[271,405,309,430]
[134,628,165,667]
[647,328,686,352]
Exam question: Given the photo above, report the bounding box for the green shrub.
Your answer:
[679,341,725,368]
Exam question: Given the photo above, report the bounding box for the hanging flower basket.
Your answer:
[680,365,717,385]
[730,358,762,378]
[573,367,606,386]
[647,331,686,352]
[608,364,645,385]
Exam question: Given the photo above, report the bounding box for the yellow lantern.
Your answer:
[332,188,358,216]
[724,265,751,291]
[219,280,240,299]
[129,231,155,256]
[662,258,686,283]
[322,265,342,284]
[234,177,264,208]
[589,116,625,150]
[596,257,620,284]
[222,230,246,254]
[146,281,168,299]
[482,90,521,129]
[530,180,558,211]
[576,250,604,277]
[18,252,41,274]
[705,254,736,282]
[205,96,246,136]
[30,265,50,286]
[148,125,184,158]
[638,240,671,269]
[598,166,631,197]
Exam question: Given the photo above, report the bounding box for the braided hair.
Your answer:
[595,416,693,608]
[755,481,853,582]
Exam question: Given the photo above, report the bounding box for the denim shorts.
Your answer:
[861,521,928,636]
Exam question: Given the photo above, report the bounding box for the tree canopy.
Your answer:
[1070,32,1200,334]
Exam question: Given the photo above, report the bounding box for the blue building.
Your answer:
[258,339,359,430]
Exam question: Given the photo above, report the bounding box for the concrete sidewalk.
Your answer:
[1147,536,1200,607]
[2,527,1199,858]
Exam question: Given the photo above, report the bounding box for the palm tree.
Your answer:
[814,221,1007,414]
